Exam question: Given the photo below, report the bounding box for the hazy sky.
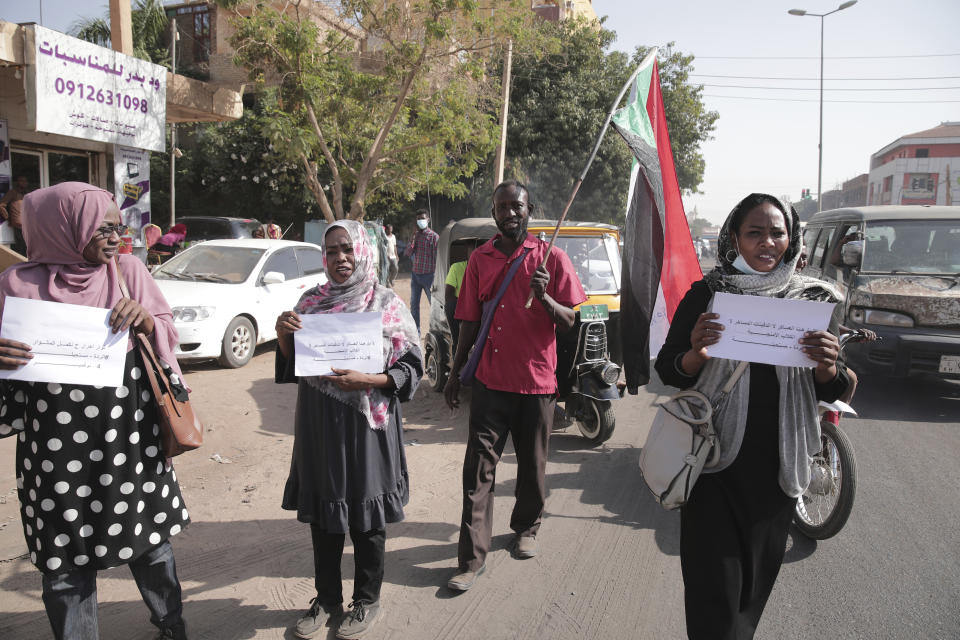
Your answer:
[4,0,959,224]
[592,0,960,223]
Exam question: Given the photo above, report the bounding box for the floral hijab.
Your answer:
[704,193,839,302]
[295,220,420,429]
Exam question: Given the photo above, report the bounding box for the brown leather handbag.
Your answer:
[116,260,203,457]
[134,332,203,457]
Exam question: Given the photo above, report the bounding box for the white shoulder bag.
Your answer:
[639,361,748,510]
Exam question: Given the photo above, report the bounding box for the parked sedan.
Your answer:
[153,239,327,367]
[177,216,263,242]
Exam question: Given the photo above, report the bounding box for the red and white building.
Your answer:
[867,121,960,206]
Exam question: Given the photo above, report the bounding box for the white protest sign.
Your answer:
[32,25,167,152]
[0,297,129,387]
[294,312,383,377]
[707,292,836,368]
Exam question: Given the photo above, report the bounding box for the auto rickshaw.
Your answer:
[424,218,622,445]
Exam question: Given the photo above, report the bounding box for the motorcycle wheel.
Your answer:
[793,418,857,540]
[576,399,616,446]
[424,343,448,392]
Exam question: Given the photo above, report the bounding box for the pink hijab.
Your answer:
[0,182,183,378]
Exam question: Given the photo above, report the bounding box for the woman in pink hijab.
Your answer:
[0,183,190,640]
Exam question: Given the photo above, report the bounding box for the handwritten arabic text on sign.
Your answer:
[33,26,166,152]
[0,297,129,387]
[706,292,836,368]
[294,312,383,377]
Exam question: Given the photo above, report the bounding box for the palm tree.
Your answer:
[71,0,171,67]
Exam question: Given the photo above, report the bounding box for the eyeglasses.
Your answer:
[94,224,129,239]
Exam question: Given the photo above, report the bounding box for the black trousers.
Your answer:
[457,381,554,571]
[680,473,795,640]
[311,525,386,606]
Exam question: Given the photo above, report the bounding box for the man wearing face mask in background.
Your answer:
[404,209,439,333]
[444,180,585,592]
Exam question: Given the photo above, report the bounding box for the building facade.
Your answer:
[841,173,868,207]
[531,0,598,23]
[0,20,240,193]
[867,122,960,206]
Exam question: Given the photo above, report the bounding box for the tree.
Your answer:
[71,0,171,67]
[226,0,543,221]
[478,21,718,224]
[485,18,632,222]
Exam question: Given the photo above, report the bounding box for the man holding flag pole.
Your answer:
[508,48,700,392]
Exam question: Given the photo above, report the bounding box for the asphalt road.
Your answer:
[758,372,960,639]
[1,340,958,639]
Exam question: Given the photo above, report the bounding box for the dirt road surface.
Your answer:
[0,275,685,639]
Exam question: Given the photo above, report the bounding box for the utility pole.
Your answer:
[493,39,513,186]
[170,18,177,226]
[788,1,858,212]
[108,0,133,55]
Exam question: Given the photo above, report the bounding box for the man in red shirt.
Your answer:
[444,180,586,591]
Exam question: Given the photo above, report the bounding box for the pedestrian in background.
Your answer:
[275,220,422,639]
[654,193,850,639]
[444,181,585,591]
[384,224,398,288]
[265,218,282,240]
[443,243,475,351]
[403,209,438,333]
[0,182,191,640]
[0,174,31,256]
[151,223,187,256]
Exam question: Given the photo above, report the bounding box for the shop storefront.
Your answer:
[0,19,241,256]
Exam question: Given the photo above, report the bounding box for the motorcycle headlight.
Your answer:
[172,306,214,322]
[600,362,621,385]
[848,307,913,328]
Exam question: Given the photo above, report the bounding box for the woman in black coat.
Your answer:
[655,193,851,639]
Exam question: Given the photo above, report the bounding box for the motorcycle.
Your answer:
[793,329,876,539]
[552,299,621,445]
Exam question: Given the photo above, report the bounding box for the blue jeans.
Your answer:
[409,271,434,332]
[41,541,185,640]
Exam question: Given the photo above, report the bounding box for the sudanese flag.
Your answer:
[611,57,702,392]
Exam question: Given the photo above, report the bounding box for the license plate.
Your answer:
[580,304,609,321]
[939,355,960,374]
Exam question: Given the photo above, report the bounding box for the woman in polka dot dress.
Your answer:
[0,183,190,640]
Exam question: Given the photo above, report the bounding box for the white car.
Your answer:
[153,239,328,368]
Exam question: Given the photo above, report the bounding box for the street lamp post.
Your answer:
[789,0,857,212]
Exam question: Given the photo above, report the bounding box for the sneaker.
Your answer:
[514,535,538,559]
[155,621,187,640]
[295,597,343,639]
[336,600,381,639]
[446,564,486,591]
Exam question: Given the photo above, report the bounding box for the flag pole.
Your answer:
[524,48,658,308]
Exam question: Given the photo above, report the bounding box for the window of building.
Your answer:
[909,173,935,192]
[915,148,929,158]
[193,10,211,62]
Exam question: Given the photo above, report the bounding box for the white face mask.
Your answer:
[732,253,768,275]
[416,219,428,230]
